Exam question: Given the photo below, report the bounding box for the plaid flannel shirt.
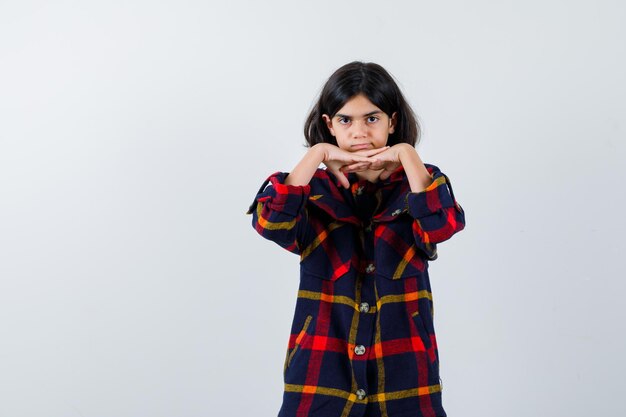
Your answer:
[246,163,466,417]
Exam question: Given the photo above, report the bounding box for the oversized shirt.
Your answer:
[246,163,466,417]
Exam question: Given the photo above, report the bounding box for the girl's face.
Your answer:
[322,94,397,152]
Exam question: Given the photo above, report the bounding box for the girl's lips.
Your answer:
[352,144,371,150]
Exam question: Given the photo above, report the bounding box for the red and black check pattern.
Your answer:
[246,163,466,417]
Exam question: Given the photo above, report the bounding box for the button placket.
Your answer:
[352,188,374,403]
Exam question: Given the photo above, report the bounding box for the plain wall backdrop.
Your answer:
[1,1,624,416]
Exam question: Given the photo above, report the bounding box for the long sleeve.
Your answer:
[404,164,466,261]
[246,171,312,255]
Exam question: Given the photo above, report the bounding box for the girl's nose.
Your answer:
[351,120,367,137]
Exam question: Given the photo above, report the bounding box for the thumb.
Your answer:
[337,171,350,189]
[329,167,350,189]
[379,167,394,181]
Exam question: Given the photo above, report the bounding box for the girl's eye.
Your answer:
[367,116,379,123]
[338,117,350,125]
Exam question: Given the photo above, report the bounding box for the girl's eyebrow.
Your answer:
[335,110,382,118]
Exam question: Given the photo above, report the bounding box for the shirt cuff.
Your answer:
[406,170,460,218]
[246,172,311,217]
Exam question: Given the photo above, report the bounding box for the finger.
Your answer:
[342,161,371,172]
[343,154,375,164]
[367,159,384,170]
[349,147,388,159]
[331,168,350,189]
[339,172,350,189]
[367,155,390,166]
[353,146,388,155]
[379,167,395,181]
[357,146,390,157]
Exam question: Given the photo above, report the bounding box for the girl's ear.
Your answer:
[322,114,336,136]
[388,111,398,134]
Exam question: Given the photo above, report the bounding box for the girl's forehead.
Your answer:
[335,94,382,116]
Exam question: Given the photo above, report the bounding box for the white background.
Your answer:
[1,1,624,416]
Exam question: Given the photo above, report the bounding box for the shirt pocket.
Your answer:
[409,309,440,377]
[297,221,357,282]
[283,314,314,375]
[373,222,429,280]
[300,263,356,282]
[374,258,426,281]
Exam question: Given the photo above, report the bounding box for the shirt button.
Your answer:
[356,389,366,400]
[354,345,366,355]
[359,302,370,313]
[391,208,402,216]
[365,263,375,274]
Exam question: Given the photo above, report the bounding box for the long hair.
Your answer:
[304,61,420,147]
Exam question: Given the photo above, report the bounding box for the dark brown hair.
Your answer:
[304,61,420,147]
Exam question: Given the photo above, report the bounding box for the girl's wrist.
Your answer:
[310,143,329,163]
[396,143,413,163]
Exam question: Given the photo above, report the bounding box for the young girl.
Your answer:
[246,61,466,417]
